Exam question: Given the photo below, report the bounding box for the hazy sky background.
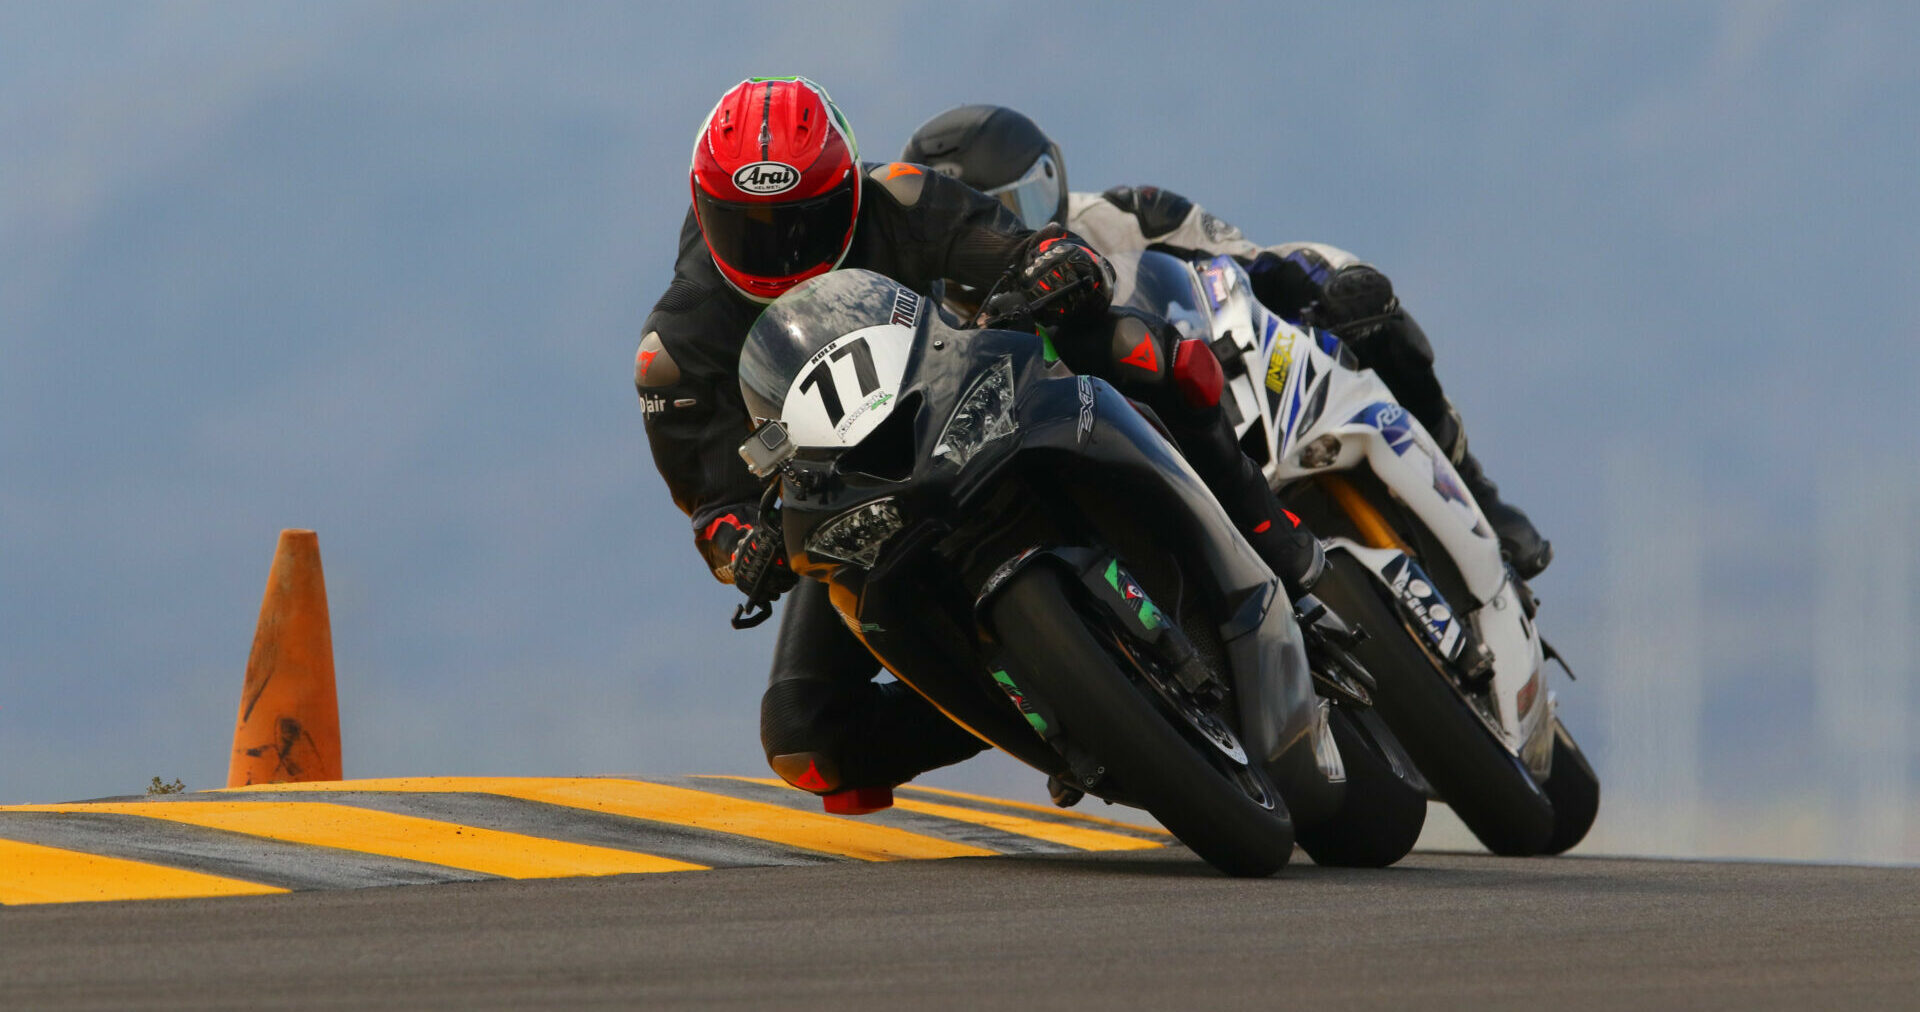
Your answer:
[4,3,1917,858]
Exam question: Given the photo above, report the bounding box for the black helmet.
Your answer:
[902,105,1066,231]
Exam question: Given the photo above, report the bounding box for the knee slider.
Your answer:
[768,751,842,794]
[1172,338,1224,409]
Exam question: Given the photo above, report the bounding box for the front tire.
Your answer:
[1541,719,1600,855]
[1311,552,1555,856]
[1294,706,1428,867]
[989,564,1296,877]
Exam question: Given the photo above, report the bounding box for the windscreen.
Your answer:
[740,269,924,423]
[1109,250,1215,342]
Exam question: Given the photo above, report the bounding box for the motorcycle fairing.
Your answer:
[1128,249,1558,771]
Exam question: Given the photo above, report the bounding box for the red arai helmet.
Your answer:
[690,77,861,303]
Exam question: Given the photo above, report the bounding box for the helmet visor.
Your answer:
[696,184,856,282]
[984,152,1061,231]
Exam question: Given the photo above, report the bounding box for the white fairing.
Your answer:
[777,323,916,449]
[1174,254,1554,768]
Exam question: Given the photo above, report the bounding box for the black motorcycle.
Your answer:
[730,269,1427,877]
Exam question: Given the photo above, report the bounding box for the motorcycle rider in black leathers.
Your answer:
[903,105,1553,580]
[638,78,1325,807]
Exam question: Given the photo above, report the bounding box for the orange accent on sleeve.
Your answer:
[885,162,923,179]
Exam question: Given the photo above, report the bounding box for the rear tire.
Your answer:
[1541,720,1600,855]
[1295,706,1428,867]
[989,564,1296,877]
[1311,552,1555,856]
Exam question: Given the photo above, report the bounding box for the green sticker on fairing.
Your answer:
[1103,560,1164,631]
[991,669,1050,735]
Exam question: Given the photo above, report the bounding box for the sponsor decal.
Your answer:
[884,162,922,180]
[889,288,920,327]
[991,669,1050,735]
[637,347,658,379]
[1104,560,1166,631]
[1203,264,1231,309]
[732,161,801,195]
[1350,401,1416,455]
[1383,555,1463,659]
[640,394,667,415]
[1076,376,1095,442]
[835,390,894,437]
[1264,340,1293,396]
[1516,668,1541,718]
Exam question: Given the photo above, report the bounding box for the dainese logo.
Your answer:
[733,161,801,195]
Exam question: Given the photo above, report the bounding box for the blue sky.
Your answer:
[3,3,1916,854]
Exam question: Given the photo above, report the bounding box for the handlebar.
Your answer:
[973,270,1093,332]
[730,478,787,630]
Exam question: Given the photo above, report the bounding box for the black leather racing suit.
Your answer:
[636,164,1311,794]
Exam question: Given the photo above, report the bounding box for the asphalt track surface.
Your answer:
[4,848,1916,1010]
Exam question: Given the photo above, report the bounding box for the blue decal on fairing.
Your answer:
[1350,402,1416,455]
[1316,329,1342,356]
[1431,457,1474,509]
[1262,314,1279,349]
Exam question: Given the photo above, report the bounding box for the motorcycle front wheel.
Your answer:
[1311,552,1555,856]
[1541,719,1600,854]
[988,563,1296,877]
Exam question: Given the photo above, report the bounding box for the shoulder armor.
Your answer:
[868,162,929,206]
[1100,185,1195,240]
[635,331,682,389]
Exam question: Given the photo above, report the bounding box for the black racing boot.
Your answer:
[1163,409,1328,600]
[1454,450,1552,580]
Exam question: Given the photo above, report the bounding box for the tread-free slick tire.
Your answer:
[1294,706,1428,867]
[989,564,1295,877]
[1541,719,1600,855]
[1311,552,1555,856]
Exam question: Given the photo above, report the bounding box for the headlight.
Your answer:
[932,357,1017,468]
[804,498,905,568]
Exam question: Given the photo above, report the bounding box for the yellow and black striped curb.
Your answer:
[0,775,1170,905]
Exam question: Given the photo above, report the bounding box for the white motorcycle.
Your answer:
[1111,251,1599,856]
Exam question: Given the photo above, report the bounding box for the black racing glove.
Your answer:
[712,518,797,601]
[1245,252,1320,320]
[1016,223,1114,327]
[1313,264,1400,341]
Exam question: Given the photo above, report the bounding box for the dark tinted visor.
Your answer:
[696,185,855,281]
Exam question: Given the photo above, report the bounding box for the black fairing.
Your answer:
[762,279,1319,803]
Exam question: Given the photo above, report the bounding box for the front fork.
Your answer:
[978,546,1346,821]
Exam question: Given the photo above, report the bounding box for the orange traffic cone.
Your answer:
[226,529,343,787]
